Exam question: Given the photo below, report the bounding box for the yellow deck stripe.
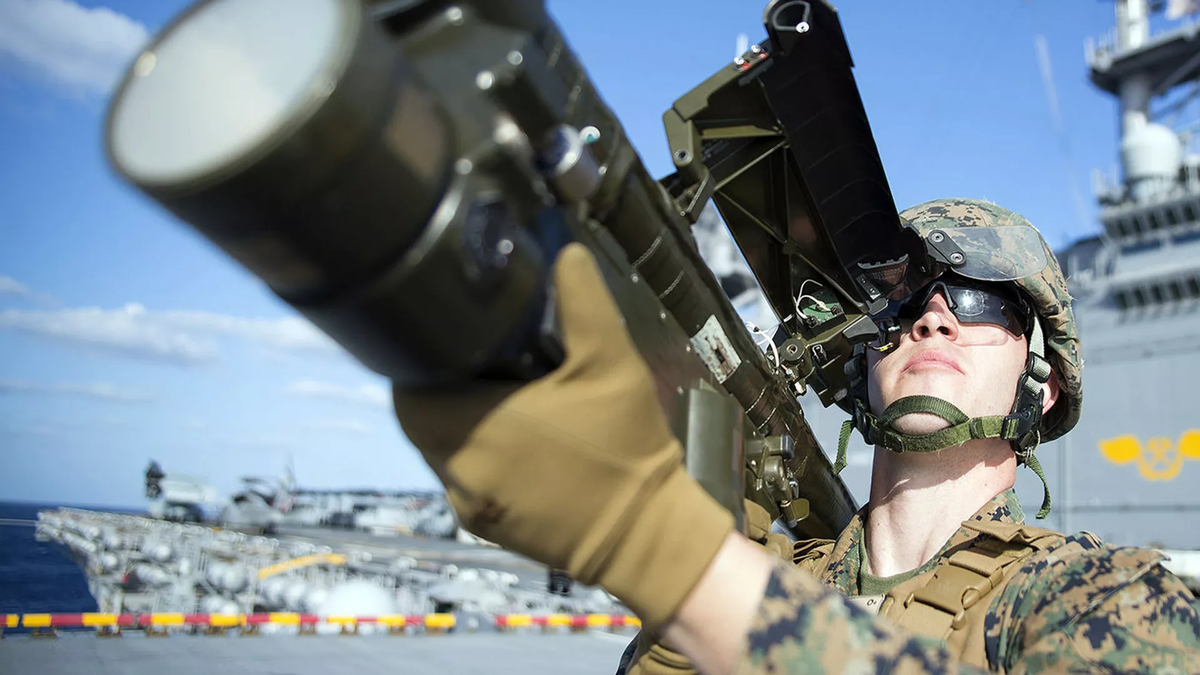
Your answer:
[22,614,51,628]
[503,614,532,628]
[4,615,18,628]
[82,614,118,626]
[377,615,407,627]
[149,613,184,626]
[546,613,571,627]
[325,616,357,625]
[209,614,242,627]
[424,614,455,628]
[586,614,612,627]
[269,613,300,625]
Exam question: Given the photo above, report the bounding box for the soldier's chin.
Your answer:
[889,412,952,436]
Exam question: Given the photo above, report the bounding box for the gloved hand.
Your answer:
[620,499,795,675]
[392,243,734,628]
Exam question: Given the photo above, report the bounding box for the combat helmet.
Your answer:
[836,198,1083,518]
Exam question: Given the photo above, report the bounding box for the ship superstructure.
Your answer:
[1056,0,1200,556]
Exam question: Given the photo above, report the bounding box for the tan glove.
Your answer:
[392,243,734,628]
[621,499,795,675]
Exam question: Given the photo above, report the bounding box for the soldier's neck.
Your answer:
[864,441,1016,578]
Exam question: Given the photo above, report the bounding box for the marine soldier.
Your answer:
[393,199,1200,674]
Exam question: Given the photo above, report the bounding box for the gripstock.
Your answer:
[101,0,928,540]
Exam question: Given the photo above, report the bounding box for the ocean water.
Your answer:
[0,501,103,616]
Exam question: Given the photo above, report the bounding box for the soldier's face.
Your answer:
[865,291,1032,435]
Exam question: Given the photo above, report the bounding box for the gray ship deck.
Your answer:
[0,631,630,674]
[272,526,546,579]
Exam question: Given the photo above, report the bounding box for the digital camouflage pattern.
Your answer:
[616,489,1200,673]
[898,198,1082,441]
[986,537,1200,673]
[616,566,978,675]
[738,558,982,674]
[735,489,1200,674]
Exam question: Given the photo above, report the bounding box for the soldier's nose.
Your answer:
[911,293,960,340]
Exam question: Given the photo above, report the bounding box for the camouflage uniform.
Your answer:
[738,490,1200,673]
[617,490,1200,674]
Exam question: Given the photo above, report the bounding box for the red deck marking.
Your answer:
[48,614,84,627]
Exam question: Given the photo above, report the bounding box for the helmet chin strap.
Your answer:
[835,320,1055,518]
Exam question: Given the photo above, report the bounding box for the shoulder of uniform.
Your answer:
[1010,530,1165,584]
[989,534,1200,670]
[996,532,1173,628]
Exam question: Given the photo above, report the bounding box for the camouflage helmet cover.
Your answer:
[897,198,1082,441]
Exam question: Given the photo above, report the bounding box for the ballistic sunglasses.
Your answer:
[874,277,1033,345]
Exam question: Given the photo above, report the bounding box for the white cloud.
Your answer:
[160,309,336,353]
[301,418,372,435]
[0,303,337,365]
[0,378,152,402]
[0,303,216,363]
[0,275,30,295]
[0,274,57,305]
[0,0,149,96]
[285,379,390,409]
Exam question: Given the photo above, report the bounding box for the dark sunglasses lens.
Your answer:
[873,282,1029,336]
[948,287,991,319]
[946,286,1027,334]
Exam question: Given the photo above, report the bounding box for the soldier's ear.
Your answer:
[1041,368,1060,415]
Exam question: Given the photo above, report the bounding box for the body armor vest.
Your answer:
[620,520,1068,674]
[794,521,1065,668]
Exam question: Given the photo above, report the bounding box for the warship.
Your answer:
[1047,0,1200,569]
[2,489,640,673]
[4,1,1199,673]
[16,461,632,622]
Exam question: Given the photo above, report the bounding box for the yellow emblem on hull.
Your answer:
[1099,432,1200,481]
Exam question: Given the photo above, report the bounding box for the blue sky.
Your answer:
[0,0,1157,509]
